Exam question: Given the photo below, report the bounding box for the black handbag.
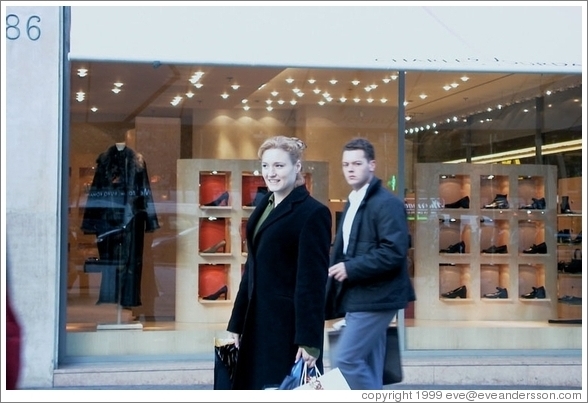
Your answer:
[383,326,403,385]
[213,339,238,390]
[324,277,346,320]
[564,249,582,274]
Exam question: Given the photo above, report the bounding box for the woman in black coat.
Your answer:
[227,136,332,390]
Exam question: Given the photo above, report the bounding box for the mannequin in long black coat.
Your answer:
[227,185,332,389]
[81,144,159,307]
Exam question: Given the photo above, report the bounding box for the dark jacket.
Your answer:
[326,177,415,318]
[227,185,332,390]
[81,145,159,236]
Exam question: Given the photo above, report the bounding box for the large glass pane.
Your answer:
[66,61,581,360]
[66,62,401,360]
[404,72,582,350]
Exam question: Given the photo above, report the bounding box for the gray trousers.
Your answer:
[333,310,398,390]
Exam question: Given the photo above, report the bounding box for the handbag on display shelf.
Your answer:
[559,249,582,274]
[565,249,582,274]
[383,326,403,385]
[294,365,350,390]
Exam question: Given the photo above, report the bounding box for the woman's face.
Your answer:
[261,148,300,199]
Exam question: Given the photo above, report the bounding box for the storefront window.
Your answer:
[66,61,581,360]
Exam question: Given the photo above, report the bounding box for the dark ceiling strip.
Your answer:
[123,64,181,123]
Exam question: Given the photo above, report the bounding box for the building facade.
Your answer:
[4,4,584,390]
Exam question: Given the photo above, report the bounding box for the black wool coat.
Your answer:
[227,185,332,390]
[81,145,159,307]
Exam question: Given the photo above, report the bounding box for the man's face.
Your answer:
[341,149,375,190]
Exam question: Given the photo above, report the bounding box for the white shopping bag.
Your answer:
[295,367,350,390]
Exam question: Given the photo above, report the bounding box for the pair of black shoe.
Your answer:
[484,287,508,299]
[558,295,582,305]
[439,241,465,254]
[522,242,546,254]
[481,244,507,254]
[202,285,228,300]
[556,229,582,244]
[519,197,546,210]
[521,286,546,299]
[483,194,509,209]
[444,196,470,209]
[441,285,467,299]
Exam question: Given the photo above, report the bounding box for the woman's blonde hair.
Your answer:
[258,136,307,186]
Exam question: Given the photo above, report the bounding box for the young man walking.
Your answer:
[327,137,415,390]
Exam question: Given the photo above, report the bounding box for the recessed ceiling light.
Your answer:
[271,90,278,96]
[329,79,338,85]
[352,80,360,86]
[308,79,316,84]
[77,68,88,77]
[90,106,98,112]
[419,94,428,99]
[231,84,240,90]
[285,78,294,84]
[221,93,229,99]
[460,76,469,82]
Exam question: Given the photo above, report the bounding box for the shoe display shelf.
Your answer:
[175,159,328,323]
[555,176,582,322]
[414,163,558,322]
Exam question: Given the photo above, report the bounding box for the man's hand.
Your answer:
[328,262,348,282]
